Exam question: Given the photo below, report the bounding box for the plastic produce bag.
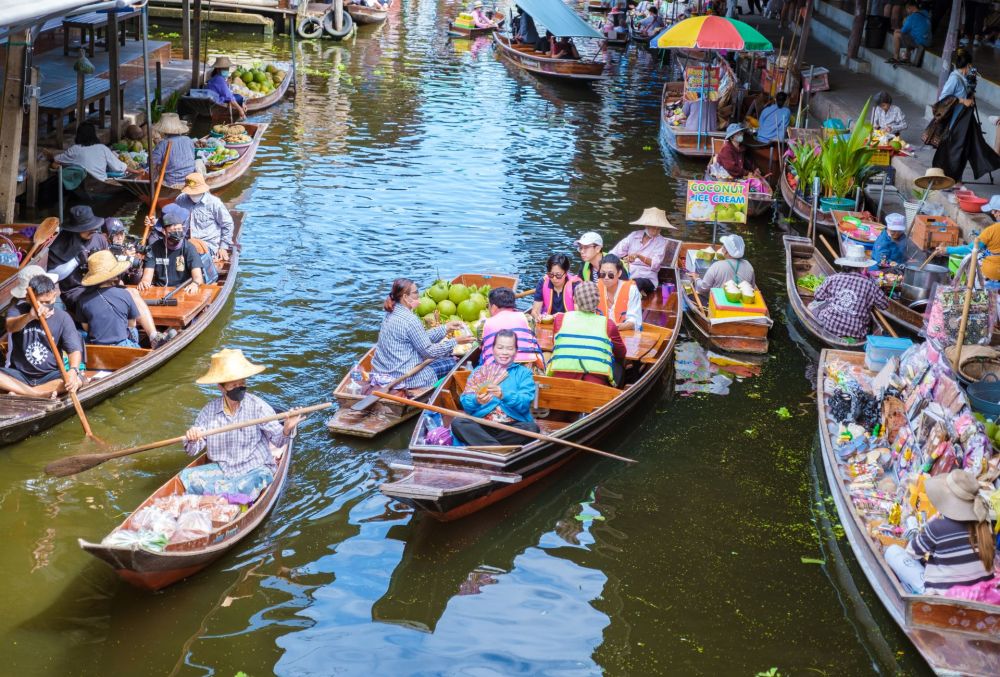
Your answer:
[130,506,177,540]
[171,509,213,543]
[101,529,170,552]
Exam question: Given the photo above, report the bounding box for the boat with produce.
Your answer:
[380,264,683,521]
[817,346,1000,675]
[327,273,517,437]
[707,138,774,217]
[115,124,267,209]
[0,221,59,308]
[448,15,499,38]
[784,234,876,349]
[677,241,771,354]
[180,63,292,122]
[347,0,390,25]
[79,432,293,591]
[0,214,244,447]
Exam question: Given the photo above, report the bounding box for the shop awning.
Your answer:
[514,0,603,39]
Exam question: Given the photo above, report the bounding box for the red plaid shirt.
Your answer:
[808,272,888,340]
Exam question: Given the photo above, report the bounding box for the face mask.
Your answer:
[166,233,183,250]
[225,386,247,402]
[221,70,229,78]
[189,193,204,203]
[734,134,744,144]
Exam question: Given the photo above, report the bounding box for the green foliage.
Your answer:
[786,140,821,197]
[818,99,875,198]
[755,669,781,677]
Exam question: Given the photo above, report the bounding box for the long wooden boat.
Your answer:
[448,20,497,38]
[779,166,835,232]
[706,139,774,218]
[677,241,771,354]
[326,273,519,437]
[659,81,722,158]
[0,222,58,308]
[347,1,389,25]
[79,435,292,590]
[115,123,267,209]
[784,234,875,349]
[380,266,682,520]
[817,349,1000,675]
[180,65,292,123]
[493,33,606,82]
[0,213,244,446]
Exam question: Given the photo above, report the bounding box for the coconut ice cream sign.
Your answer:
[685,180,748,224]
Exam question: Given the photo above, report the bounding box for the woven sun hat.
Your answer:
[196,348,266,384]
[574,281,600,313]
[834,242,876,268]
[211,56,233,70]
[885,213,906,232]
[629,207,676,230]
[63,205,104,233]
[913,167,956,191]
[724,123,746,139]
[11,265,57,299]
[81,250,131,286]
[925,469,991,523]
[575,231,603,248]
[181,172,210,196]
[719,234,746,258]
[153,112,190,136]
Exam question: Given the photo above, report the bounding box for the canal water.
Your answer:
[1,4,932,675]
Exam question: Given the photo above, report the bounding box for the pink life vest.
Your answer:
[481,309,542,366]
[541,274,581,314]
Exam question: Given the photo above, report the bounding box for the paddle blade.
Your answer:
[350,394,380,411]
[44,451,116,477]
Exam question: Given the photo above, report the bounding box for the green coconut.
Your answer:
[416,296,437,317]
[457,299,480,322]
[436,299,457,317]
[448,283,471,305]
[469,292,487,312]
[427,281,450,303]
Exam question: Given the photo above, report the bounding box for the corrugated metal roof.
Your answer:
[514,0,602,39]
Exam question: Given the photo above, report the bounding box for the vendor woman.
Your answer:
[206,56,246,120]
[870,213,909,271]
[938,196,1000,280]
[694,234,755,292]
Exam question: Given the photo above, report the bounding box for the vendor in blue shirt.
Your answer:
[206,56,246,120]
[756,92,791,143]
[890,1,931,64]
[870,213,909,271]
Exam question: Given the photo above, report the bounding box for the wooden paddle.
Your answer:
[515,289,535,299]
[19,217,59,269]
[914,250,937,271]
[349,359,433,412]
[44,401,332,477]
[371,390,638,464]
[26,287,99,442]
[140,140,172,247]
[818,235,898,338]
[952,240,981,370]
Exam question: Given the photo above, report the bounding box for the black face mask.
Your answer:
[166,234,183,247]
[225,386,247,403]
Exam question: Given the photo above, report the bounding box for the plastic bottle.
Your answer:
[346,367,364,396]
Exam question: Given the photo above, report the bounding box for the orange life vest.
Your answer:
[598,280,635,324]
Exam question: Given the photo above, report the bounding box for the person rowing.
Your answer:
[808,244,888,341]
[610,207,674,296]
[205,56,246,120]
[183,349,301,496]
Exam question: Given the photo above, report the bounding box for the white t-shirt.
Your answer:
[54,144,126,181]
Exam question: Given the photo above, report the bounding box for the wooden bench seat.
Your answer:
[38,76,126,146]
[85,344,150,371]
[63,9,141,57]
[451,371,619,415]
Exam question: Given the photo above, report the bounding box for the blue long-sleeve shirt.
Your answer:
[459,363,536,423]
[869,230,907,270]
[150,134,197,187]
[900,9,931,47]
[756,103,791,143]
[940,70,969,101]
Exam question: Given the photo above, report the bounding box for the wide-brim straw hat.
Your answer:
[154,112,190,136]
[81,250,131,286]
[925,469,990,522]
[181,172,210,195]
[629,207,676,230]
[11,265,58,299]
[211,56,233,70]
[914,167,956,191]
[196,348,266,384]
[834,243,875,268]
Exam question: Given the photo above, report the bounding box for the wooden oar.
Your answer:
[515,289,535,299]
[44,402,332,477]
[371,390,637,464]
[19,217,59,269]
[818,235,898,338]
[349,359,433,412]
[26,287,100,442]
[140,140,172,247]
[914,250,937,271]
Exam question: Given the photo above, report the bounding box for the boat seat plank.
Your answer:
[133,285,217,328]
[536,419,570,434]
[85,344,151,371]
[536,376,619,414]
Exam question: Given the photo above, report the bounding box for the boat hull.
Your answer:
[493,34,606,82]
[347,5,388,25]
[779,169,835,231]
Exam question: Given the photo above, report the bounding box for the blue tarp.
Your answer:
[514,0,603,39]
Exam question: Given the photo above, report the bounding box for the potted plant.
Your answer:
[818,99,875,212]
[786,139,821,198]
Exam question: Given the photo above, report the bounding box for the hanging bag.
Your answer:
[924,254,995,347]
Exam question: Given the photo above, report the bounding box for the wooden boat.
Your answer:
[493,34,606,82]
[0,222,58,308]
[677,242,772,354]
[347,1,389,25]
[817,349,1000,675]
[79,436,292,590]
[115,123,267,209]
[778,168,835,232]
[784,234,876,349]
[706,138,774,218]
[448,21,498,38]
[659,81,723,158]
[327,273,519,437]
[588,0,611,12]
[0,213,244,447]
[380,266,682,521]
[180,65,292,123]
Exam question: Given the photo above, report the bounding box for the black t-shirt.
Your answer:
[76,286,139,345]
[143,239,202,287]
[6,302,83,379]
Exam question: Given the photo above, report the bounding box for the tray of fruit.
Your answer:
[205,146,240,168]
[224,132,253,148]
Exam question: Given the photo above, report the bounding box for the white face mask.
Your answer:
[189,193,204,203]
[733,134,744,144]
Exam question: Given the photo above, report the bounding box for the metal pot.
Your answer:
[900,282,930,303]
[903,262,951,290]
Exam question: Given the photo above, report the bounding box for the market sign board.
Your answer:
[684,66,720,92]
[685,180,748,223]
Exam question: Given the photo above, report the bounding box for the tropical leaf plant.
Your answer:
[786,139,822,197]
[818,98,875,198]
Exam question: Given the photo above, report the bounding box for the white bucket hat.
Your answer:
[834,242,875,268]
[719,234,745,258]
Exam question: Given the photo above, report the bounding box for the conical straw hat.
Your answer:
[196,348,266,384]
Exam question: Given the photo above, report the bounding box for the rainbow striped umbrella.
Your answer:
[652,16,773,52]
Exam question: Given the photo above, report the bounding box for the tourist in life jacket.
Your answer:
[610,207,674,296]
[452,330,540,447]
[577,231,628,283]
[548,281,626,387]
[480,287,542,368]
[597,254,643,332]
[531,254,581,321]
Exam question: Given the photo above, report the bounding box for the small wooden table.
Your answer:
[38,77,126,146]
[63,9,142,57]
[137,286,213,328]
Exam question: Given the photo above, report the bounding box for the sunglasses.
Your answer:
[598,271,618,279]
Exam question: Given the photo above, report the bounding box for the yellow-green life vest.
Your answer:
[547,311,614,384]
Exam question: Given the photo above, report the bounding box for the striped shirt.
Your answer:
[183,393,292,477]
[907,516,995,592]
[370,305,456,390]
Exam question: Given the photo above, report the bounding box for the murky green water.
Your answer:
[1,4,933,675]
